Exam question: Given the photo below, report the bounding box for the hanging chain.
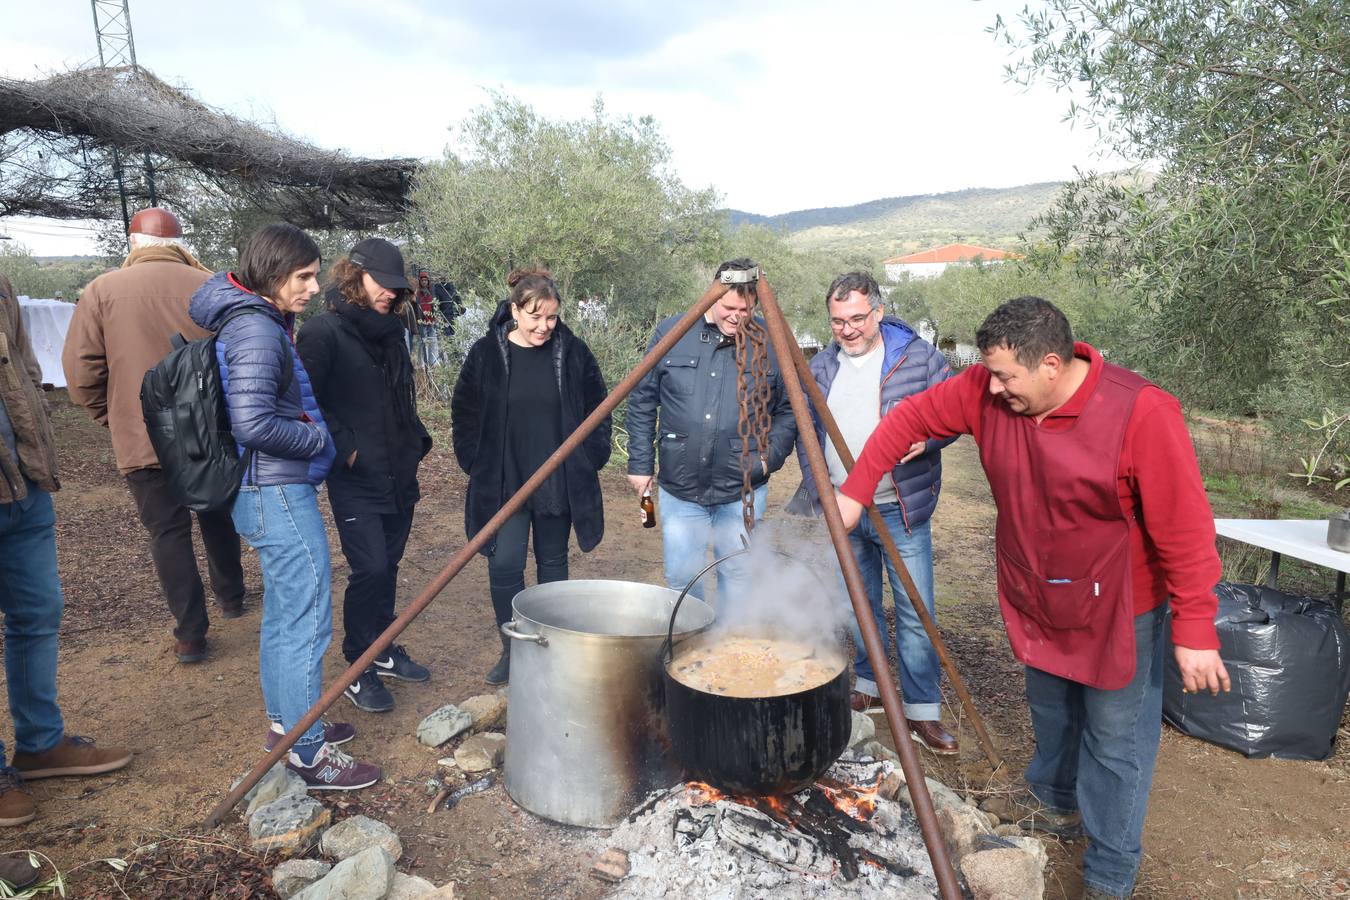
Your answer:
[734,302,774,534]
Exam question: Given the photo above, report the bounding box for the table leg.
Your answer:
[1266,552,1281,588]
[1336,571,1346,613]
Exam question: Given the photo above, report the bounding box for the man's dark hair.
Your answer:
[975,296,1074,368]
[236,223,321,298]
[714,257,758,300]
[825,271,883,310]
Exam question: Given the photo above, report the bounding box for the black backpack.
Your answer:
[140,307,292,512]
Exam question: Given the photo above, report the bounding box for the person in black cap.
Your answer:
[297,238,434,713]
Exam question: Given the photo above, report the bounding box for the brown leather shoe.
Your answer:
[907,719,959,755]
[0,852,41,888]
[10,736,132,780]
[175,636,208,663]
[0,772,35,827]
[849,692,876,713]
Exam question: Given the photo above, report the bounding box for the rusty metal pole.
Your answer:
[755,279,962,900]
[204,282,732,829]
[787,349,1004,771]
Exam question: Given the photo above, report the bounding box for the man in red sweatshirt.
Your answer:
[836,296,1229,900]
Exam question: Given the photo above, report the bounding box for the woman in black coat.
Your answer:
[296,238,433,714]
[450,268,611,684]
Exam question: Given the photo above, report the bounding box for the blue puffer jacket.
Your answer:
[189,272,335,486]
[797,317,955,533]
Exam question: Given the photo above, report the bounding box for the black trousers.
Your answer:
[124,467,245,642]
[332,507,416,662]
[486,508,571,626]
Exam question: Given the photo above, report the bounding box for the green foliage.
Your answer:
[408,93,722,321]
[0,243,111,300]
[885,255,1129,349]
[996,0,1350,488]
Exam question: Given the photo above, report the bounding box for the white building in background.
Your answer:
[883,243,1021,281]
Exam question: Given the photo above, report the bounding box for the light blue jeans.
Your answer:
[231,484,331,753]
[658,485,767,603]
[0,487,65,766]
[844,510,941,721]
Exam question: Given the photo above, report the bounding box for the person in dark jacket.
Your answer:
[795,271,959,754]
[624,260,796,602]
[450,268,611,684]
[297,239,433,714]
[189,223,376,791]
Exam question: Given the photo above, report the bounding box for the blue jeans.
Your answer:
[658,485,767,603]
[1025,604,1167,898]
[843,511,941,721]
[231,485,331,753]
[0,488,65,766]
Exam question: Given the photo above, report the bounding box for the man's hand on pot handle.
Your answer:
[1175,647,1231,695]
[834,492,864,531]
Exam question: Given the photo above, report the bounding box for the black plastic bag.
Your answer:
[1164,582,1350,760]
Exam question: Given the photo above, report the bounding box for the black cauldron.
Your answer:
[660,548,852,795]
[664,642,851,794]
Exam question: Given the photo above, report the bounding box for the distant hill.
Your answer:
[724,182,1067,258]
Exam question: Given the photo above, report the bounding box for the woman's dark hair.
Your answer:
[236,223,321,298]
[327,256,408,313]
[975,296,1075,367]
[506,267,562,313]
[714,257,758,300]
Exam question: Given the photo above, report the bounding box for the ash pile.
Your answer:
[599,755,939,899]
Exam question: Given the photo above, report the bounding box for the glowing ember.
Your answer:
[684,781,725,805]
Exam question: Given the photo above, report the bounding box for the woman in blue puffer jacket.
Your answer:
[189,223,379,791]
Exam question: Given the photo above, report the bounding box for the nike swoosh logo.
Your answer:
[349,681,361,694]
[372,658,395,670]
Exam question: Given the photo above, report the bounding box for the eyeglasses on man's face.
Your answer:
[828,310,876,332]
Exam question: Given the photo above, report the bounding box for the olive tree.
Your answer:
[409,93,722,322]
[995,0,1349,488]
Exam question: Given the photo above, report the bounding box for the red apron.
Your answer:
[978,364,1149,689]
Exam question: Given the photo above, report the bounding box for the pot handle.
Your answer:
[500,620,548,646]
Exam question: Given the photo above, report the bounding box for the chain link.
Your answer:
[733,304,774,534]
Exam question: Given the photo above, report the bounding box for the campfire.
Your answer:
[598,753,939,899]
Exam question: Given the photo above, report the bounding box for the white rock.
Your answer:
[454,733,506,773]
[272,859,332,898]
[937,802,994,862]
[241,765,308,820]
[320,815,403,862]
[388,872,438,898]
[848,711,875,749]
[458,693,507,731]
[295,846,394,900]
[249,794,331,854]
[417,705,474,747]
[960,847,1045,900]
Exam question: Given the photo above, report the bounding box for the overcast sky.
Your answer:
[1,0,1123,255]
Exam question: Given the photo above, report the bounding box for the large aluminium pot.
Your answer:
[502,580,714,828]
[664,634,851,795]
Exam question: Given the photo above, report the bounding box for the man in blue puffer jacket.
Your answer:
[796,271,960,755]
[189,223,378,791]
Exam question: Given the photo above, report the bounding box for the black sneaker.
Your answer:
[343,667,395,713]
[371,644,430,682]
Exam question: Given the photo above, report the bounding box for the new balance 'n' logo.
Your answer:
[316,765,342,783]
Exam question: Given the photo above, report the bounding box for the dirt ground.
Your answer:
[3,390,1349,898]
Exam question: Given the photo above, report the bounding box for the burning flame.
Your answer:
[685,781,726,806]
[817,775,882,822]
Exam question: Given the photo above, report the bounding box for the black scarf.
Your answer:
[333,293,416,428]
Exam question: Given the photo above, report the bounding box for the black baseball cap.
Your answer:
[348,238,408,291]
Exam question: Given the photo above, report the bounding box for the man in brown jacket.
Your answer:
[62,209,247,663]
[1,273,131,865]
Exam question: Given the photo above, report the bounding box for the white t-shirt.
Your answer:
[824,343,897,505]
